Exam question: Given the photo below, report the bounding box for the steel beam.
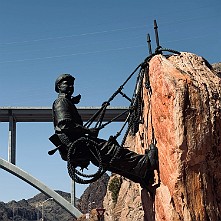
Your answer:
[0,107,128,122]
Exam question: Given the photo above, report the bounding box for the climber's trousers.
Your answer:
[89,137,151,186]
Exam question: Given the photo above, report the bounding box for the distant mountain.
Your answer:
[0,191,75,221]
[0,173,109,221]
[212,62,221,76]
[78,173,110,214]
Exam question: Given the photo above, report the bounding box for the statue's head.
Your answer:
[55,74,75,93]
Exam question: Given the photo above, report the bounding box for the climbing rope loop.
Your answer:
[67,137,107,184]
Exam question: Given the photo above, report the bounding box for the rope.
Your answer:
[156,47,181,55]
[66,137,107,184]
[83,63,142,129]
[146,75,156,145]
[67,136,125,184]
[121,66,146,146]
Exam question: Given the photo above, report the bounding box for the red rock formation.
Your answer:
[103,52,221,220]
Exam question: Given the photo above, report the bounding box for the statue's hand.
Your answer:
[71,94,81,104]
[71,159,90,170]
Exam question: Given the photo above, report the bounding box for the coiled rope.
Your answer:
[67,137,107,184]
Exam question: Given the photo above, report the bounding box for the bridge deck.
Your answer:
[0,106,128,122]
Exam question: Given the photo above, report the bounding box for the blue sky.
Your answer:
[0,0,220,203]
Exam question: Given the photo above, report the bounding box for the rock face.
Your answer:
[103,52,221,220]
[103,136,145,221]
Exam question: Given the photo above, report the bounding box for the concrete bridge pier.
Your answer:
[8,111,16,165]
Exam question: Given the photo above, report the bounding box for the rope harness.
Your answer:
[64,46,180,184]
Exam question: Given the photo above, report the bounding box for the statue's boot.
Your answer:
[140,143,159,188]
[145,143,158,171]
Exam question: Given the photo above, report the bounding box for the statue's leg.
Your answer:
[106,148,154,186]
[90,137,158,187]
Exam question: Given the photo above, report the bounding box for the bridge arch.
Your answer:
[0,158,82,218]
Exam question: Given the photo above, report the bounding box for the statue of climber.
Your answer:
[49,73,158,187]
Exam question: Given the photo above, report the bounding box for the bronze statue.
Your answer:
[49,74,158,187]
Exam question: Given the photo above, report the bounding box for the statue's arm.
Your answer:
[59,119,90,135]
[53,98,98,137]
[59,120,98,138]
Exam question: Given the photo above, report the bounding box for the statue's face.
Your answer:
[58,80,74,95]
